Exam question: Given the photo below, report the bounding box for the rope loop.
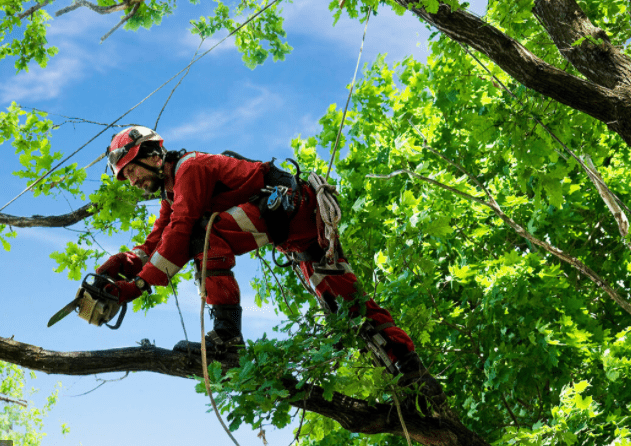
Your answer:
[308,172,342,264]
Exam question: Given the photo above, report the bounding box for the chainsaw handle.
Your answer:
[105,302,127,330]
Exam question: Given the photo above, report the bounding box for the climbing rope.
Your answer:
[199,211,241,446]
[325,6,371,180]
[308,172,342,266]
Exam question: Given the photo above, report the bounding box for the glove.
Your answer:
[105,280,143,304]
[97,251,143,280]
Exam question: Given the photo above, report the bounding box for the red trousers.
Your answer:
[195,185,415,361]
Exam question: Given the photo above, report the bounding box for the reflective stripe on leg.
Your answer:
[308,261,354,289]
[225,206,270,248]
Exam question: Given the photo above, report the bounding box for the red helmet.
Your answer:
[106,126,164,181]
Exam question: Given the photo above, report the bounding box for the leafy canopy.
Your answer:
[3,0,631,445]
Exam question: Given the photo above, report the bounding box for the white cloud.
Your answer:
[0,6,119,105]
[14,227,77,250]
[0,56,84,103]
[47,7,113,38]
[163,84,284,142]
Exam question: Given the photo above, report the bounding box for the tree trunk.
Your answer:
[0,336,490,446]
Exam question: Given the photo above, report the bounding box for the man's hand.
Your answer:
[105,281,143,304]
[97,252,143,280]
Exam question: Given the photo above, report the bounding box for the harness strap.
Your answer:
[374,322,395,333]
[203,269,234,277]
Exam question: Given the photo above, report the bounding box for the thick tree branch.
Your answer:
[395,1,631,146]
[0,337,490,446]
[533,0,631,90]
[0,203,95,228]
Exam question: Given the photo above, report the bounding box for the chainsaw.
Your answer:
[47,273,127,329]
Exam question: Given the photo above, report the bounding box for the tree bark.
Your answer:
[532,0,631,90]
[394,1,631,146]
[0,336,490,446]
[0,203,95,228]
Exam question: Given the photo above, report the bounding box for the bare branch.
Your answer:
[154,30,206,130]
[100,2,141,44]
[0,393,27,407]
[584,156,629,239]
[17,0,53,20]
[68,371,130,397]
[407,120,499,208]
[368,169,631,315]
[55,0,140,17]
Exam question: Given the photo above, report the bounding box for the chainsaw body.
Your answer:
[48,273,127,329]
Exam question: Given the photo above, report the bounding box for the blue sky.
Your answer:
[0,1,485,445]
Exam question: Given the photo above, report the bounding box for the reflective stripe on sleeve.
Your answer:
[226,206,270,248]
[149,251,181,277]
[174,153,197,176]
[309,262,354,289]
[132,248,149,265]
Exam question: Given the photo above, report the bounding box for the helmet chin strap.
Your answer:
[131,159,165,180]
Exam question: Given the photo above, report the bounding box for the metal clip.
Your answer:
[266,186,291,211]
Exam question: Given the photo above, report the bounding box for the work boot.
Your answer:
[173,304,244,354]
[396,351,447,413]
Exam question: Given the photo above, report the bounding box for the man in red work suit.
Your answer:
[98,125,443,398]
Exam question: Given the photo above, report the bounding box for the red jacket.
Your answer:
[135,152,267,286]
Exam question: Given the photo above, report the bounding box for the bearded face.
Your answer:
[121,157,163,193]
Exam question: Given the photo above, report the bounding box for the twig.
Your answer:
[501,393,520,427]
[288,388,309,446]
[391,389,413,446]
[154,31,206,130]
[367,169,631,315]
[258,427,269,446]
[407,119,498,208]
[166,268,190,356]
[256,249,294,315]
[0,393,27,407]
[21,106,138,129]
[68,371,130,397]
[584,155,629,240]
[100,2,141,43]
